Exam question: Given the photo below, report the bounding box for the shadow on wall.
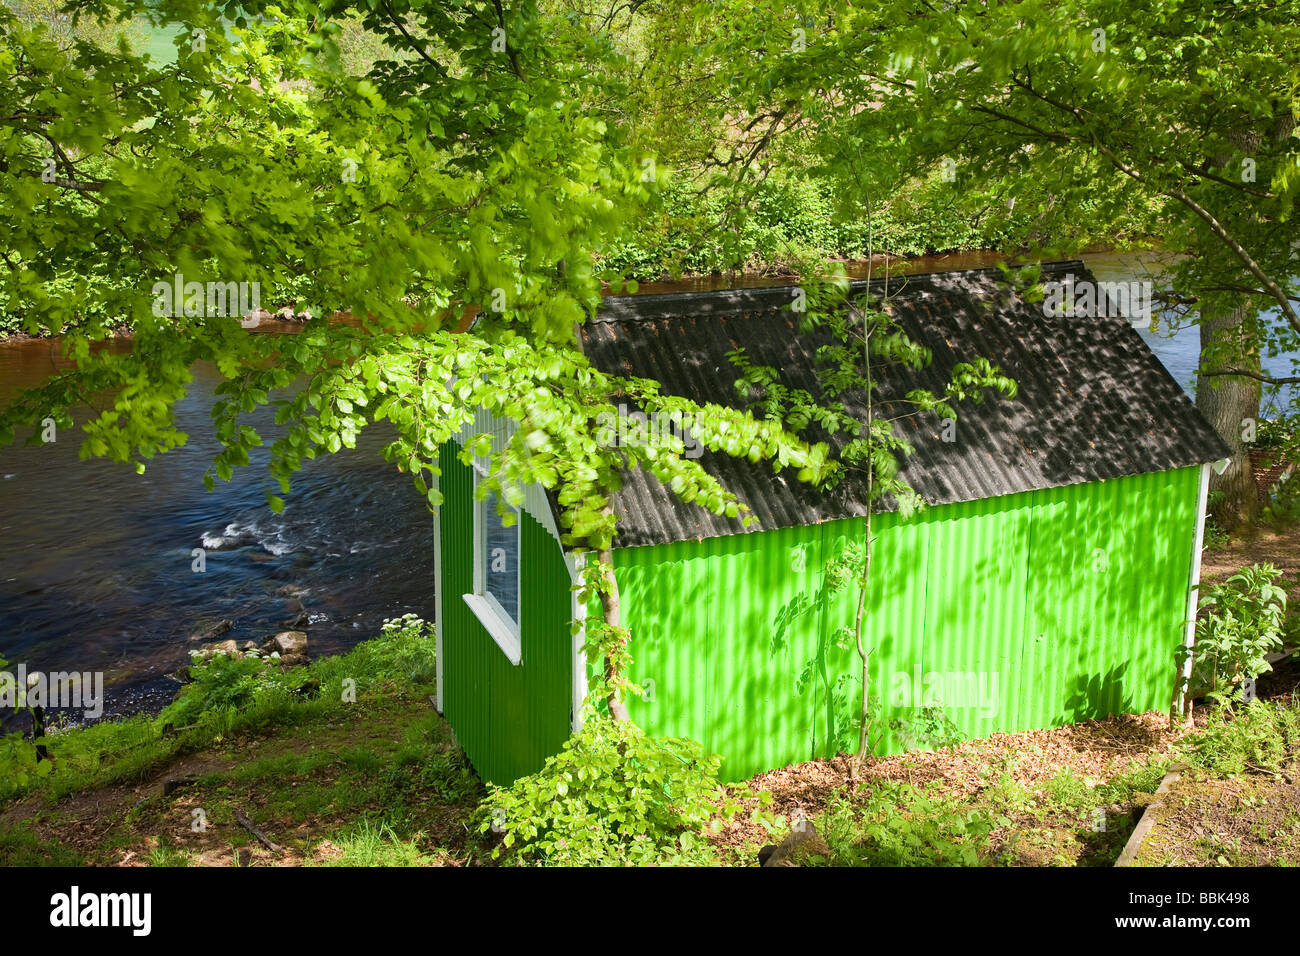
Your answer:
[1064,663,1135,725]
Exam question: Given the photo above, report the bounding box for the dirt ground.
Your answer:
[0,687,483,867]
[1202,522,1300,602]
[1134,774,1300,866]
[708,709,1187,864]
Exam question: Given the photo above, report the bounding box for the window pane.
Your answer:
[482,490,519,624]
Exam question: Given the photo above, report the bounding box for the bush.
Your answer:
[1191,563,1288,706]
[596,165,1164,280]
[478,718,725,866]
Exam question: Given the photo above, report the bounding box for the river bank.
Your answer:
[4,584,1297,867]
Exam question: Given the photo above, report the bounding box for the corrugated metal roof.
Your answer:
[584,261,1230,548]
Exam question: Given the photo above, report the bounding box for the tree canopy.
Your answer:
[2,0,1295,603]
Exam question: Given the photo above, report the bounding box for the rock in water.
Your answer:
[188,619,234,643]
[194,638,240,661]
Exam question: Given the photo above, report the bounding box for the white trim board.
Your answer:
[432,471,444,713]
[454,406,562,542]
[567,552,588,733]
[1177,462,1212,719]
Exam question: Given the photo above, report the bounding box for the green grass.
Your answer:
[0,616,500,867]
[313,819,443,867]
[146,839,193,868]
[1180,694,1300,777]
[0,820,84,866]
[0,616,438,807]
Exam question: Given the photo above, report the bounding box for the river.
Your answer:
[0,332,437,723]
[1,252,1295,724]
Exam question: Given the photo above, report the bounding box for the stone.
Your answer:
[270,630,308,666]
[187,619,234,643]
[194,638,240,661]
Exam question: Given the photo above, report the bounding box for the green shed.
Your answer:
[432,262,1230,784]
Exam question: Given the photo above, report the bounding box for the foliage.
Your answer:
[1260,473,1300,527]
[1251,419,1298,454]
[599,168,1161,280]
[1182,695,1300,778]
[691,0,1300,532]
[896,706,965,753]
[1251,421,1300,525]
[162,654,282,728]
[729,274,1018,506]
[774,1,1296,378]
[478,717,726,865]
[0,650,54,793]
[1191,564,1288,706]
[816,781,996,867]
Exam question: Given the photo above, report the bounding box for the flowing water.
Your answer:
[1,251,1295,724]
[0,331,437,723]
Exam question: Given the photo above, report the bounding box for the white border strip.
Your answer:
[432,472,444,713]
[1176,462,1213,721]
[567,552,588,733]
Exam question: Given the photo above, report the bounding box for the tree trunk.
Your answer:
[1197,302,1261,531]
[595,547,630,721]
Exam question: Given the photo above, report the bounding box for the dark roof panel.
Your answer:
[585,262,1230,548]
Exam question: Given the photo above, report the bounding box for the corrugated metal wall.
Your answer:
[616,466,1201,781]
[438,443,574,784]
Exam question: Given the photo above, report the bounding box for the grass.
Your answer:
[3,613,1297,867]
[0,614,439,806]
[0,617,487,867]
[774,757,1168,868]
[314,819,445,867]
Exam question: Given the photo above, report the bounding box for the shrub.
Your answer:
[1191,563,1288,706]
[478,718,725,866]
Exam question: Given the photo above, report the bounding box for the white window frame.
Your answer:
[462,462,522,666]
